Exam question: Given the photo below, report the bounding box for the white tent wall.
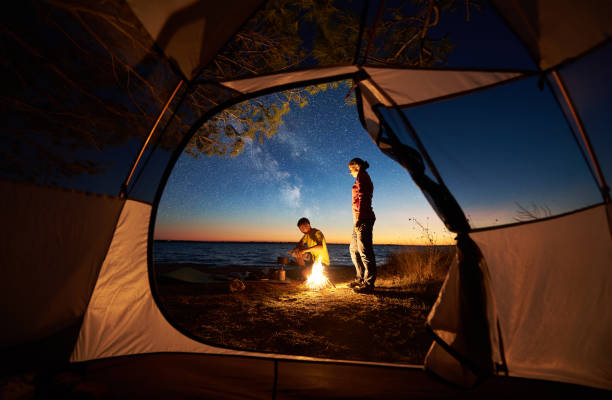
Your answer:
[471,204,612,390]
[70,200,213,361]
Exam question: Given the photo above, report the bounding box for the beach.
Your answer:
[155,263,445,365]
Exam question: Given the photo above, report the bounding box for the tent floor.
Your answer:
[5,353,609,399]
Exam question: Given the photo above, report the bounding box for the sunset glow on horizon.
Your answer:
[153,217,455,245]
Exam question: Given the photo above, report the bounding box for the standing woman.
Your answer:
[348,158,376,293]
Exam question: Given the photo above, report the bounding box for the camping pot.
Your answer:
[277,256,289,265]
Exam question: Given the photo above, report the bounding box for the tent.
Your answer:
[1,0,611,397]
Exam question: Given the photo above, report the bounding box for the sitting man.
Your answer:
[288,217,330,280]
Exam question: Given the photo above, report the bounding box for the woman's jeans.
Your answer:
[350,219,376,287]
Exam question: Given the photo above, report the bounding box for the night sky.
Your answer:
[154,83,452,245]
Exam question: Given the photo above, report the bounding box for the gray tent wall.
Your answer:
[0,181,125,371]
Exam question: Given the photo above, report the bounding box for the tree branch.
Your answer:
[4,27,137,120]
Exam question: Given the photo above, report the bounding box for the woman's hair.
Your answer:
[348,158,369,170]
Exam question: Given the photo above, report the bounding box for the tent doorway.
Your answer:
[151,81,454,364]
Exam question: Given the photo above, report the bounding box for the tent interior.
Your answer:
[1,0,611,398]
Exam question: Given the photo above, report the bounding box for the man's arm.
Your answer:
[289,235,306,256]
[302,243,323,254]
[302,231,324,253]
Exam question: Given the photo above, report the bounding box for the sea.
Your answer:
[153,240,429,268]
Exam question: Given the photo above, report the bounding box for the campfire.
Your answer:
[305,258,335,290]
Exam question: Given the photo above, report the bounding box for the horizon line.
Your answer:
[153,239,454,246]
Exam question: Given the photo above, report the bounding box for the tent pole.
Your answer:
[551,70,610,202]
[361,0,386,66]
[346,0,385,100]
[120,79,184,198]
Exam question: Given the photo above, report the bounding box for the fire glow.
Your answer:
[305,258,333,290]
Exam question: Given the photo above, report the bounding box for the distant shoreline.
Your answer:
[153,239,454,247]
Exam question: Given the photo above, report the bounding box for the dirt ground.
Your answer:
[155,264,443,365]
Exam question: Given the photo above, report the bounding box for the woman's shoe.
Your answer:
[352,284,374,293]
[348,280,362,288]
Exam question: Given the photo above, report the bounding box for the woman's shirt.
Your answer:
[352,170,375,222]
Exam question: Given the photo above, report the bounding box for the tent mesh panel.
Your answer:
[398,75,602,229]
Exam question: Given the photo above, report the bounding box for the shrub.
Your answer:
[378,246,455,288]
[377,218,456,288]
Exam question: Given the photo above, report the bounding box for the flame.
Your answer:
[305,258,331,290]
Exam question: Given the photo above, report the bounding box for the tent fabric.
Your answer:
[220,66,359,94]
[357,84,381,141]
[469,204,612,390]
[359,78,389,107]
[361,68,524,107]
[0,180,124,348]
[491,0,612,70]
[393,73,604,229]
[70,200,215,361]
[49,353,612,399]
[126,0,264,79]
[2,0,189,198]
[2,0,612,395]
[220,66,524,108]
[425,233,499,387]
[550,42,612,186]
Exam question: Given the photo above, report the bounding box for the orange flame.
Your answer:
[305,258,331,290]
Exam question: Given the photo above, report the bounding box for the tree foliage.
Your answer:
[191,0,484,158]
[2,0,484,182]
[187,82,348,158]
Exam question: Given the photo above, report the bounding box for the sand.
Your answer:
[154,264,443,365]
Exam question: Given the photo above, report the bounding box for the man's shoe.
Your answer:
[348,280,362,288]
[353,284,374,293]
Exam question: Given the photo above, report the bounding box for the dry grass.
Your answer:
[377,246,455,288]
